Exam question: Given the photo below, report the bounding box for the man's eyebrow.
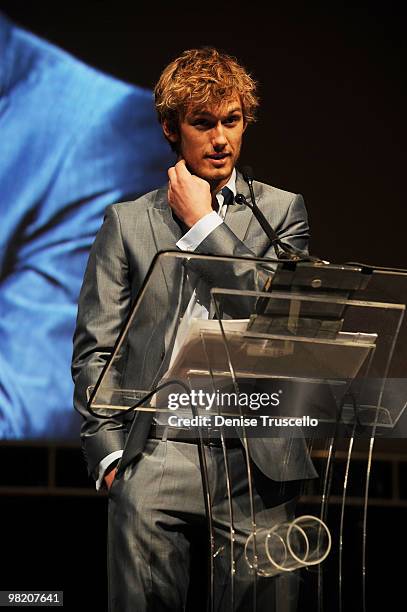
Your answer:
[224,107,243,116]
[189,107,243,119]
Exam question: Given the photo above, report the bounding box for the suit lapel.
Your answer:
[147,188,187,352]
[147,186,183,251]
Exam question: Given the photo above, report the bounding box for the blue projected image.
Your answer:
[0,13,173,440]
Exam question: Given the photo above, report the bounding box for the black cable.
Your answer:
[87,378,191,420]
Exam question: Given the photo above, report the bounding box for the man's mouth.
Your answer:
[206,153,230,160]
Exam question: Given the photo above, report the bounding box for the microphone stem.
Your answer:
[240,169,325,264]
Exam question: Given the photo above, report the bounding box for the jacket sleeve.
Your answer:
[188,194,309,317]
[71,205,131,478]
[196,193,309,259]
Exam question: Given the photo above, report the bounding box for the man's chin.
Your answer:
[199,166,233,184]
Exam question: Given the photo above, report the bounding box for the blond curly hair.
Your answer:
[154,47,259,141]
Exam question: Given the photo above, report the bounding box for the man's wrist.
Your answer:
[96,450,123,490]
[104,461,119,490]
[103,467,117,491]
[183,208,213,228]
[176,212,223,252]
[105,459,119,477]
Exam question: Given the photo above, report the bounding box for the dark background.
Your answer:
[1,2,406,610]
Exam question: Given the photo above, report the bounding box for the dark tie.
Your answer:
[213,185,234,212]
[220,185,234,209]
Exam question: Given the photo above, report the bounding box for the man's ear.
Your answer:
[162,120,179,144]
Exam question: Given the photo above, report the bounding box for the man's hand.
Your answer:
[167,160,212,227]
[104,467,117,491]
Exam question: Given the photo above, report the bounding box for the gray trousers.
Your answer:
[107,439,301,612]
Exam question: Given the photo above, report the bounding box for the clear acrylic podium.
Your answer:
[88,251,407,611]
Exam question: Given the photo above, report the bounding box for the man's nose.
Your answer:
[211,123,227,148]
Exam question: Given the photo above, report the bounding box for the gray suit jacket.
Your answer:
[72,171,317,482]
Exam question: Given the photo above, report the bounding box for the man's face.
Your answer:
[164,97,246,190]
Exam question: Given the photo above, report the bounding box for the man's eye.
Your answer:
[225,116,240,124]
[193,119,210,127]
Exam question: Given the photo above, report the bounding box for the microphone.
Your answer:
[242,165,254,185]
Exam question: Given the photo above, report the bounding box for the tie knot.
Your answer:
[213,186,234,213]
[220,186,234,206]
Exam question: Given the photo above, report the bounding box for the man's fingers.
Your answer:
[167,183,173,205]
[174,158,191,178]
[168,166,177,184]
[168,160,192,189]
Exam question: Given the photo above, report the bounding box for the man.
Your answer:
[0,12,171,439]
[72,47,316,611]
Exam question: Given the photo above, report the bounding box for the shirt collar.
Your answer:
[215,167,237,205]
